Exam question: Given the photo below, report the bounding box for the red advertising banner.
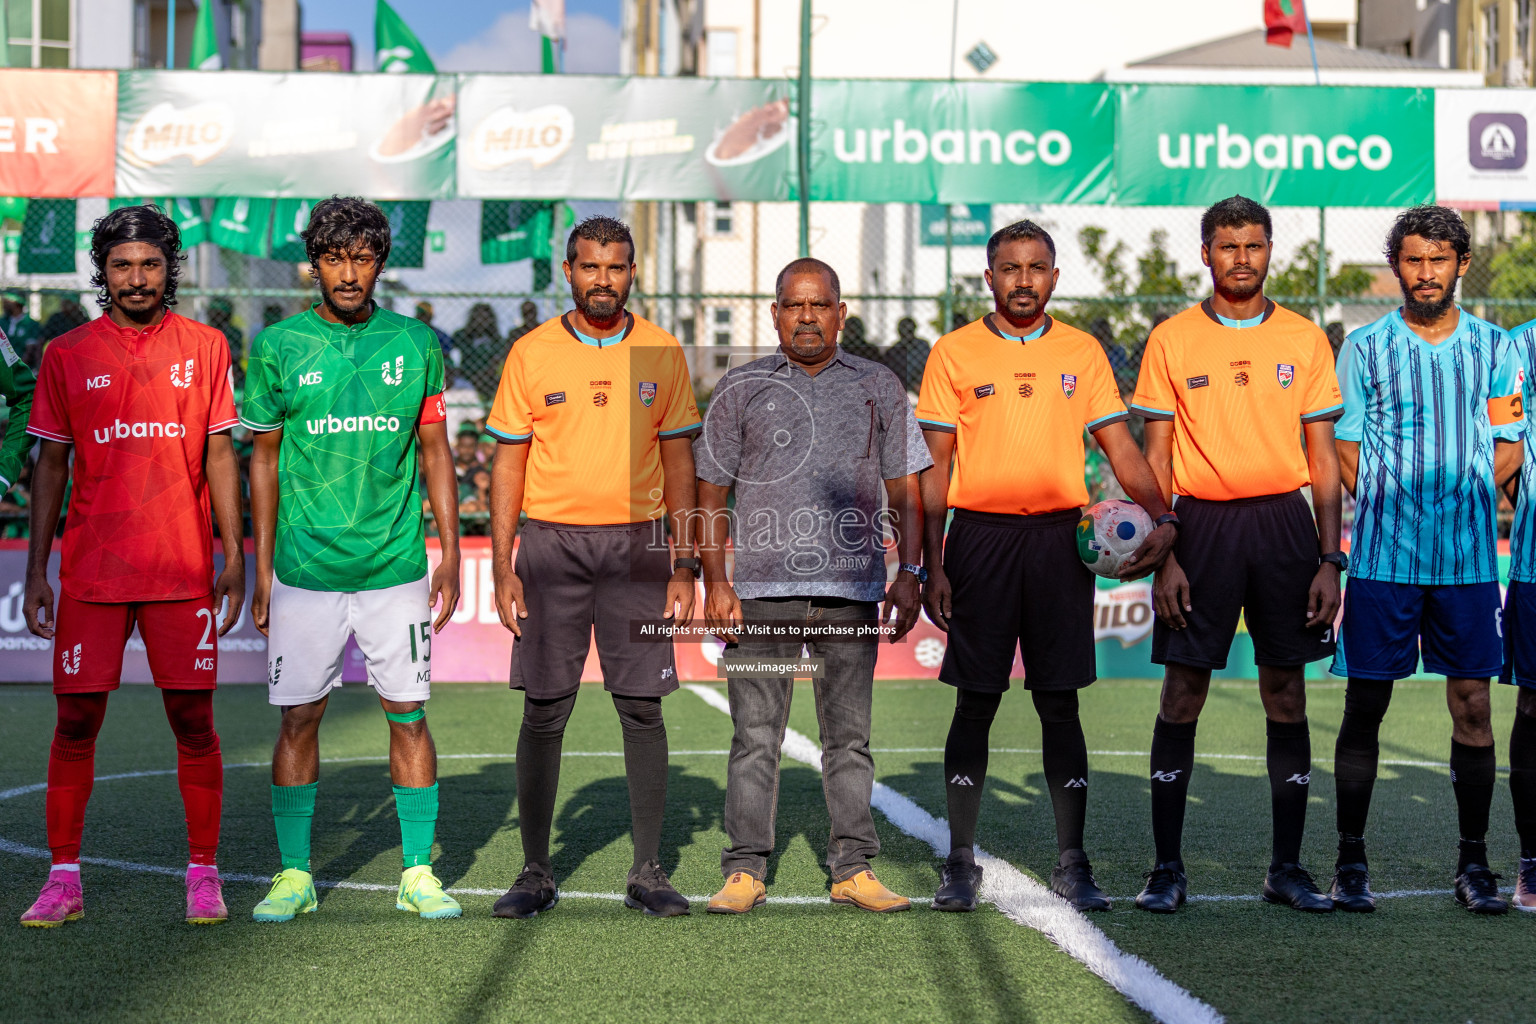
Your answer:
[0,70,116,197]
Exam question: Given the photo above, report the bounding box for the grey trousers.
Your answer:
[721,597,881,883]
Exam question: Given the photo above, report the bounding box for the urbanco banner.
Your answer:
[456,74,794,201]
[115,70,457,199]
[808,81,1114,204]
[1115,84,1434,207]
[0,69,116,197]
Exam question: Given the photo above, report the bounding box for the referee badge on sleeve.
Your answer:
[1277,364,1294,389]
[639,381,657,407]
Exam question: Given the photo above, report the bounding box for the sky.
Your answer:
[298,0,623,73]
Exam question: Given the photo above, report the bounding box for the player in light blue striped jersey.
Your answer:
[1330,206,1525,915]
[1502,318,1536,910]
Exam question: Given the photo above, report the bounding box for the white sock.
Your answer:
[49,863,80,874]
[188,863,217,872]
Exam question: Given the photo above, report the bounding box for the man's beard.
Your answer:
[1213,266,1265,303]
[112,286,163,324]
[786,323,830,358]
[574,283,629,323]
[1400,276,1457,321]
[321,280,373,318]
[997,287,1043,320]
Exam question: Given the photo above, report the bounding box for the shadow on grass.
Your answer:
[551,764,724,883]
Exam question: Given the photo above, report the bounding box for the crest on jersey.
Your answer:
[61,643,82,675]
[638,381,657,407]
[382,355,405,386]
[1277,363,1294,389]
[169,359,194,388]
[1061,374,1077,398]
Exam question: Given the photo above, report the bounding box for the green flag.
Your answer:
[18,200,76,275]
[210,197,273,257]
[270,198,319,262]
[190,1,223,70]
[375,0,435,73]
[110,198,211,247]
[379,201,430,268]
[480,201,551,265]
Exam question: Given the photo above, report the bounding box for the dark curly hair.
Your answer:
[1200,195,1272,248]
[566,215,635,264]
[1384,205,1470,265]
[89,203,184,309]
[302,195,392,269]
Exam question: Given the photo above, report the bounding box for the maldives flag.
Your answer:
[1264,0,1307,47]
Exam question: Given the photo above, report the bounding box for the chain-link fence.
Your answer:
[2,198,1532,537]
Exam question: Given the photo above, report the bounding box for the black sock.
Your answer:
[516,692,576,875]
[614,695,668,875]
[1267,717,1312,870]
[1150,716,1197,865]
[1334,678,1392,864]
[1450,739,1497,871]
[1033,690,1089,856]
[1510,709,1536,860]
[944,688,1001,856]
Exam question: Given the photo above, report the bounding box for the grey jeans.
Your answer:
[721,596,881,883]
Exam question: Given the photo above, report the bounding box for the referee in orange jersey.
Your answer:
[1129,196,1346,915]
[917,220,1177,913]
[487,217,702,920]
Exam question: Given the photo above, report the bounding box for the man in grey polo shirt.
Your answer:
[695,257,931,914]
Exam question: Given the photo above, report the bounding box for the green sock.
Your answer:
[271,783,317,872]
[393,783,439,869]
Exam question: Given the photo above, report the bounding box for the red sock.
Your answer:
[46,694,109,864]
[164,691,222,865]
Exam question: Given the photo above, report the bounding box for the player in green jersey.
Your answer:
[0,321,34,496]
[242,197,464,922]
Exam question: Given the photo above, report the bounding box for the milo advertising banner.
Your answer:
[456,74,793,201]
[1115,84,1435,207]
[114,70,456,200]
[808,81,1114,204]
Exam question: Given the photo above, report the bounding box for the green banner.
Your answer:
[116,70,456,200]
[270,198,317,261]
[480,200,551,264]
[920,203,991,246]
[1114,84,1435,207]
[210,197,273,257]
[809,82,1113,204]
[107,197,210,246]
[17,199,76,274]
[457,75,793,201]
[379,200,430,268]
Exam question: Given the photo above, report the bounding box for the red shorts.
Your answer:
[53,593,219,693]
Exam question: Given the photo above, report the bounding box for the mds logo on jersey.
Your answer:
[1277,363,1295,389]
[298,371,323,387]
[169,359,194,388]
[85,374,112,390]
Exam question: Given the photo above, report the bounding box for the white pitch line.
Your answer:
[684,684,1223,1024]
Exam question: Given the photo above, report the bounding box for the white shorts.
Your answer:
[267,574,433,706]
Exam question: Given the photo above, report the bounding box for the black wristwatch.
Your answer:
[1154,512,1181,533]
[1320,551,1349,573]
[898,562,928,584]
[672,557,702,577]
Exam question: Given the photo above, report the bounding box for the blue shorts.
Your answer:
[1331,578,1503,681]
[1503,579,1536,690]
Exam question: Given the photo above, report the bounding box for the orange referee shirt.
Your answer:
[1130,299,1343,501]
[916,315,1129,515]
[486,311,701,525]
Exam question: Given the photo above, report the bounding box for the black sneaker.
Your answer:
[1329,862,1375,913]
[1515,857,1536,911]
[1454,863,1509,915]
[625,861,691,917]
[1263,863,1333,913]
[492,866,557,919]
[932,852,983,912]
[1134,860,1187,914]
[1050,849,1111,911]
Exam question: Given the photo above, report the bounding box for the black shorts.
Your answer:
[939,508,1095,693]
[1152,491,1334,671]
[509,519,679,699]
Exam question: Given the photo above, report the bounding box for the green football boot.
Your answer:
[396,865,461,920]
[252,868,318,923]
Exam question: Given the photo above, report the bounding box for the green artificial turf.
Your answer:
[0,678,1531,1024]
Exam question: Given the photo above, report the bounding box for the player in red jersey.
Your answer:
[18,205,245,927]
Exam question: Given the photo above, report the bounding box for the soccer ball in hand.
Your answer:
[1076,499,1155,578]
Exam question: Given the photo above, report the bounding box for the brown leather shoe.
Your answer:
[830,870,911,913]
[707,872,767,914]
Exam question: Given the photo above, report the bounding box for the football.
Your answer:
[1076,499,1155,578]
